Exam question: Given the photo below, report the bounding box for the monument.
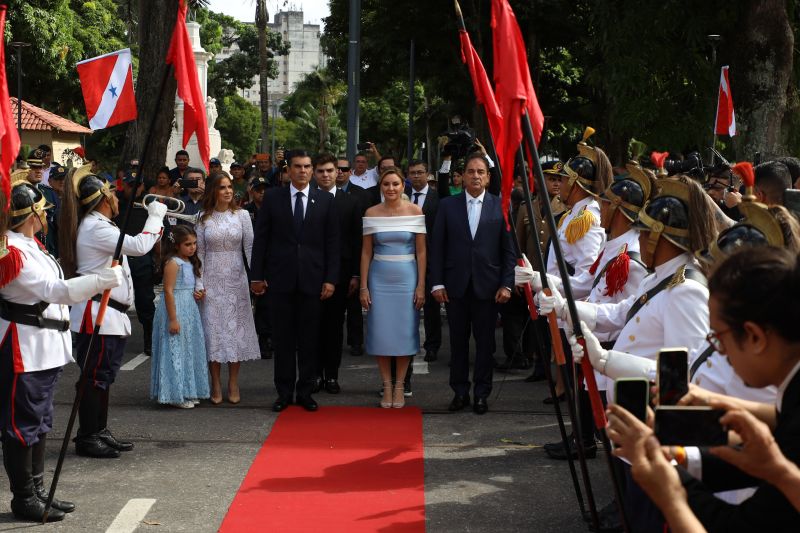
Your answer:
[165,21,222,171]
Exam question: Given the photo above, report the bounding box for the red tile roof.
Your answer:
[9,97,93,134]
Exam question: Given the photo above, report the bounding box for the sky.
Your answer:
[206,0,331,29]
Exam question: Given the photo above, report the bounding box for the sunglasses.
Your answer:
[338,167,350,172]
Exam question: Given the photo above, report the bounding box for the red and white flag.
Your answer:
[0,5,20,208]
[714,65,736,137]
[76,48,137,130]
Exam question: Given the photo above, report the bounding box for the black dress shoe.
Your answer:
[351,345,364,356]
[543,392,566,404]
[473,397,489,415]
[272,398,291,412]
[423,350,438,362]
[545,437,597,460]
[311,377,323,394]
[524,372,546,383]
[75,435,120,459]
[404,381,412,397]
[324,379,341,394]
[297,396,318,412]
[98,428,134,452]
[11,495,65,522]
[448,394,470,411]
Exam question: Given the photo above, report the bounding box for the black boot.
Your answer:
[32,435,75,513]
[2,438,65,522]
[75,386,119,458]
[97,388,133,452]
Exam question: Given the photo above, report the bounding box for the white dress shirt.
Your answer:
[547,196,606,299]
[410,185,429,208]
[350,168,378,189]
[290,183,310,217]
[0,231,78,372]
[70,211,161,336]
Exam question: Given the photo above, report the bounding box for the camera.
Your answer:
[441,126,478,159]
[356,142,372,151]
[178,179,199,189]
[664,152,704,180]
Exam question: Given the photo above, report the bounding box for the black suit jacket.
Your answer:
[251,186,340,296]
[681,367,800,532]
[429,191,515,300]
[323,187,362,285]
[404,186,440,237]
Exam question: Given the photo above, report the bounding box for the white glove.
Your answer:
[534,287,566,318]
[65,266,124,303]
[569,321,655,380]
[143,200,168,233]
[514,254,535,286]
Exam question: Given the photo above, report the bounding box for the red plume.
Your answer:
[732,162,755,188]
[650,151,669,169]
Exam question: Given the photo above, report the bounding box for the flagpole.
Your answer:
[521,111,631,533]
[43,62,175,522]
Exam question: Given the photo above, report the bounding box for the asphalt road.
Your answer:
[0,312,612,532]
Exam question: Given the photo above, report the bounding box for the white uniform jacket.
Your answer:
[546,196,605,299]
[0,231,83,372]
[69,212,160,336]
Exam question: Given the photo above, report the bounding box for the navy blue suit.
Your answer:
[251,186,340,400]
[430,191,515,398]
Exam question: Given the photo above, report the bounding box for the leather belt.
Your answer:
[0,300,69,331]
[91,295,130,314]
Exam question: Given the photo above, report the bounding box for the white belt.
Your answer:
[374,253,415,262]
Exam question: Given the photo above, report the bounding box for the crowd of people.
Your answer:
[2,133,800,530]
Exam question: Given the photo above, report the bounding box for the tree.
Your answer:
[281,68,347,153]
[215,94,260,162]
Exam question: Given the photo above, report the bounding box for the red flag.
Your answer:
[77,49,137,130]
[459,30,503,147]
[714,65,736,137]
[167,0,210,171]
[491,0,545,226]
[0,5,20,209]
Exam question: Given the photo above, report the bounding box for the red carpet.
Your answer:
[219,406,425,533]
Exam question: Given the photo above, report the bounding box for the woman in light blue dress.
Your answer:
[151,226,210,407]
[360,168,427,408]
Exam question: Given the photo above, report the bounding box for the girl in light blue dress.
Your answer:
[150,226,210,408]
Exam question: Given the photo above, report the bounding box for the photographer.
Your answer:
[350,143,382,190]
[175,168,206,221]
[438,137,500,197]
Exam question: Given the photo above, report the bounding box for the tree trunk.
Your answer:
[256,0,270,153]
[729,0,794,160]
[120,0,179,183]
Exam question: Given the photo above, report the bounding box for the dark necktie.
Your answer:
[293,191,305,239]
[413,192,421,205]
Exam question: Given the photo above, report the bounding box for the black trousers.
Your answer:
[345,292,363,348]
[446,287,498,399]
[127,254,155,329]
[74,333,127,390]
[0,339,61,446]
[318,281,348,380]
[422,291,442,353]
[500,292,533,360]
[253,293,271,341]
[269,291,321,400]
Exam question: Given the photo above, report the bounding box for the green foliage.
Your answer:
[216,94,261,163]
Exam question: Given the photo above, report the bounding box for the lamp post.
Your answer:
[9,41,30,133]
[707,34,721,165]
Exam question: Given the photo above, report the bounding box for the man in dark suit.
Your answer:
[312,153,362,394]
[430,153,515,414]
[250,150,340,412]
[406,160,442,363]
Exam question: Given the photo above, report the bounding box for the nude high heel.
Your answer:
[392,384,405,408]
[380,381,393,409]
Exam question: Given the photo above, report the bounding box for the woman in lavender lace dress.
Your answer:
[196,173,259,404]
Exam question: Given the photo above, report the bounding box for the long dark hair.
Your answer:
[162,225,202,278]
[710,247,800,344]
[200,172,238,223]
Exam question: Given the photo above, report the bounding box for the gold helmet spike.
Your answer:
[577,127,598,165]
[582,127,595,143]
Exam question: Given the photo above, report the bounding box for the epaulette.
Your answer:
[0,236,25,289]
[564,207,597,244]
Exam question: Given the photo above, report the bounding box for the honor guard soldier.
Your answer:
[0,181,122,522]
[59,165,167,458]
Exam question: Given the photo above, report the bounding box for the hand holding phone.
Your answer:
[654,406,727,446]
[179,178,199,189]
[657,348,689,406]
[615,378,650,423]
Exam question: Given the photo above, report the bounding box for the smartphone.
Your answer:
[615,378,649,423]
[657,347,689,406]
[179,178,199,189]
[654,406,727,446]
[357,142,372,151]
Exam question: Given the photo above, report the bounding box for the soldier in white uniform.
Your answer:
[59,165,166,459]
[541,160,655,461]
[0,180,122,522]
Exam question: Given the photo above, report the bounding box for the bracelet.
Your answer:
[360,287,369,292]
